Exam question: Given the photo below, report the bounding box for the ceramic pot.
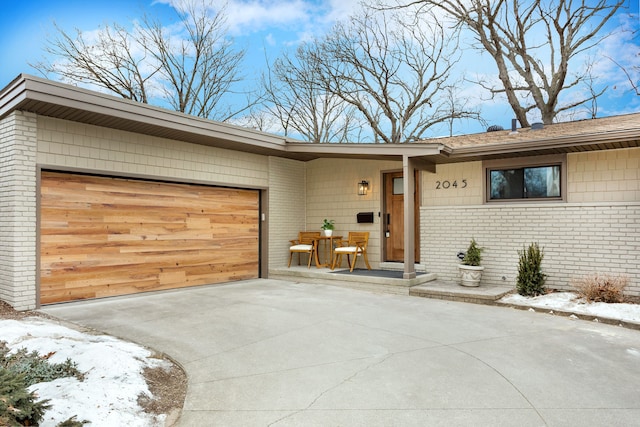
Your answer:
[458,264,484,287]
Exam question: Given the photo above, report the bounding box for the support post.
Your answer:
[402,156,416,279]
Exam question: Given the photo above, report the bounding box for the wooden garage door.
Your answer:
[40,171,259,304]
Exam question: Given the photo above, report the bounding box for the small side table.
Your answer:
[314,235,342,268]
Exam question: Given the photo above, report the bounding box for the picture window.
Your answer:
[484,155,566,202]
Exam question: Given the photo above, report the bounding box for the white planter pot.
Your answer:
[323,229,333,237]
[458,265,484,287]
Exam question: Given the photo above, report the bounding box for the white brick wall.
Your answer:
[0,112,38,310]
[422,203,640,296]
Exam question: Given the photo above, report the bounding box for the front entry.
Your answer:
[383,171,419,262]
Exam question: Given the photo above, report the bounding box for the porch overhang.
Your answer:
[1,74,445,163]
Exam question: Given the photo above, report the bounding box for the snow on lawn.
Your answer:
[0,317,169,427]
[500,292,640,325]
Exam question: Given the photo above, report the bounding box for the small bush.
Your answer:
[462,238,483,266]
[0,342,84,387]
[0,367,50,426]
[1,342,88,426]
[516,242,546,297]
[571,273,628,303]
[57,415,91,426]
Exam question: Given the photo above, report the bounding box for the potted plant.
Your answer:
[321,219,335,237]
[458,238,484,287]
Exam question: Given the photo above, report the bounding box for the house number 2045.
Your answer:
[435,179,467,189]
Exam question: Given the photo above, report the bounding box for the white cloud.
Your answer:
[321,0,364,24]
[264,32,276,46]
[160,0,315,35]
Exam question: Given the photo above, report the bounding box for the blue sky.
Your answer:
[1,0,639,137]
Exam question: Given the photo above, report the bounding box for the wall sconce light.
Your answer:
[358,180,369,196]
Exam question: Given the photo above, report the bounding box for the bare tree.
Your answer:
[610,56,640,96]
[261,46,362,143]
[580,58,606,119]
[441,85,488,137]
[408,0,625,126]
[32,1,248,121]
[296,6,479,143]
[606,12,640,96]
[138,2,246,120]
[32,22,156,103]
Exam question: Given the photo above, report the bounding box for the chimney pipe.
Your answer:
[510,119,519,135]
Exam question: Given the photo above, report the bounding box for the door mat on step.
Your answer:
[330,269,426,278]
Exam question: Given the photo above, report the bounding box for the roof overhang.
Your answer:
[1,74,294,156]
[435,129,640,163]
[2,74,639,164]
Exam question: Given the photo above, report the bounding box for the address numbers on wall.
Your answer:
[435,179,467,189]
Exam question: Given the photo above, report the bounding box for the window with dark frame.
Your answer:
[490,166,561,200]
[484,155,566,202]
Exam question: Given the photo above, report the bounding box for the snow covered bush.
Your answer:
[0,367,50,426]
[1,341,83,386]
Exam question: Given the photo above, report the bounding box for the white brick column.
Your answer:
[0,111,38,310]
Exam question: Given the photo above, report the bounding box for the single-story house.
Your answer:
[1,74,638,310]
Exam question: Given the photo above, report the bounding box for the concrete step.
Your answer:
[410,281,513,305]
[269,266,437,295]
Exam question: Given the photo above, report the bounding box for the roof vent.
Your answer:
[509,118,519,135]
[532,122,544,130]
[487,125,504,132]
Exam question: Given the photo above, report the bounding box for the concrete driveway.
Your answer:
[42,279,640,426]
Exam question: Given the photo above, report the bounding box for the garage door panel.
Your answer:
[40,171,259,304]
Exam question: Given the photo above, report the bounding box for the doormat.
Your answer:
[330,269,426,278]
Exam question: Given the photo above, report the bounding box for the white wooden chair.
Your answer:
[288,231,321,268]
[331,231,371,272]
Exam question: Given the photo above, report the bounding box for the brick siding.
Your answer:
[422,203,640,296]
[0,112,38,310]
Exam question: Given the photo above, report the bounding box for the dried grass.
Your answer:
[571,273,629,303]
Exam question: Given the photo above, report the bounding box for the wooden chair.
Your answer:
[331,231,371,272]
[288,231,321,268]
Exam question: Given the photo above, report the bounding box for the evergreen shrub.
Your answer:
[516,242,546,296]
[1,342,83,386]
[461,238,483,266]
[0,367,50,426]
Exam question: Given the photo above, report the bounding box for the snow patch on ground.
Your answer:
[0,317,168,427]
[500,292,640,325]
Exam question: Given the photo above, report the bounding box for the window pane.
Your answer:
[524,166,560,198]
[490,169,523,199]
[393,177,404,195]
